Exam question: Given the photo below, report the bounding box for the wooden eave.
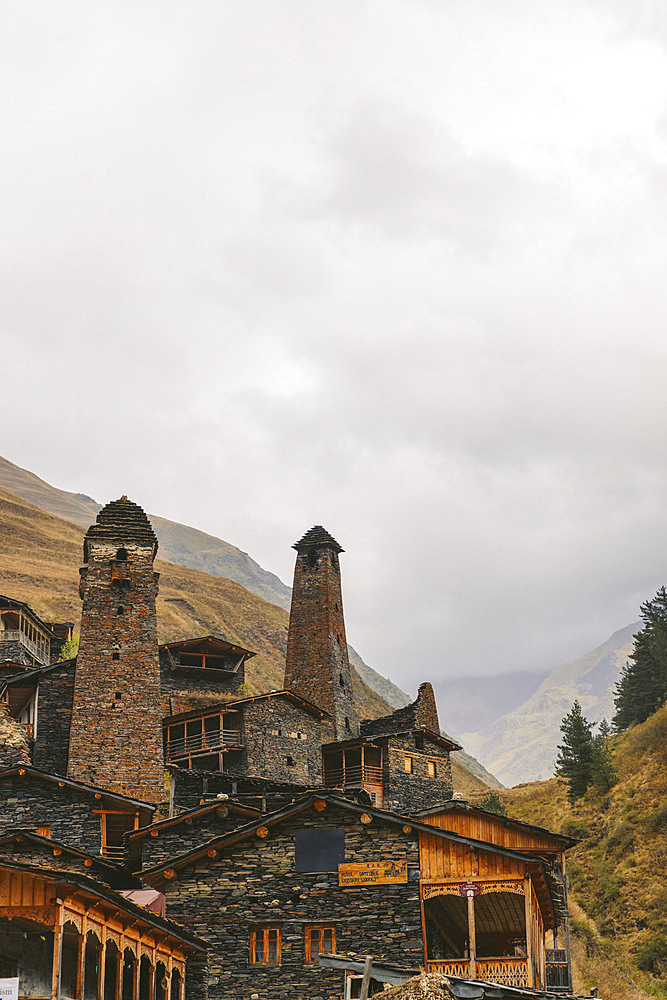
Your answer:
[163,689,329,726]
[0,860,206,952]
[160,635,256,660]
[415,802,577,850]
[0,830,143,888]
[0,766,155,821]
[128,800,260,841]
[138,791,556,903]
[323,727,460,753]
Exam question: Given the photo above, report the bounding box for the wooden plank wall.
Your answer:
[419,833,525,881]
[422,810,564,854]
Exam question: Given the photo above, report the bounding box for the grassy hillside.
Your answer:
[476,704,667,999]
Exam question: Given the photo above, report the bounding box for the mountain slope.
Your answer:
[460,623,638,786]
[0,485,495,793]
[0,454,412,710]
[492,704,667,998]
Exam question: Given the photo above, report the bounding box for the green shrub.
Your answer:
[636,932,667,975]
[645,800,667,833]
[561,815,589,839]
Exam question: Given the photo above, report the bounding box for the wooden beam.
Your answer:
[360,955,373,1000]
[51,902,63,1000]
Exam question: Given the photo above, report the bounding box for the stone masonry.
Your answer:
[284,527,359,741]
[67,497,165,804]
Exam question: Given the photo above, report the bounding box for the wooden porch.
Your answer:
[0,865,201,1000]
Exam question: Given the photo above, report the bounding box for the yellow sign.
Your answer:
[338,859,408,887]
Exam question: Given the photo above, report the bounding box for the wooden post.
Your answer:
[51,904,64,1000]
[467,891,477,979]
[115,948,123,1000]
[524,874,535,988]
[132,953,140,1000]
[97,931,106,1000]
[76,933,85,1000]
[360,955,373,1000]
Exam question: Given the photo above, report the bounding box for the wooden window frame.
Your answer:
[427,760,437,778]
[404,756,413,774]
[250,925,282,966]
[305,925,335,964]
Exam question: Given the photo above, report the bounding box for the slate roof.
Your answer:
[85,496,157,552]
[293,525,344,553]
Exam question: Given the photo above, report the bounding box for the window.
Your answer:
[404,756,413,774]
[305,925,335,964]
[250,926,281,965]
[36,825,50,838]
[284,755,295,767]
[295,828,345,873]
[427,760,437,778]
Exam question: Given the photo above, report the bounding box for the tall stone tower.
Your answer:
[284,526,360,740]
[67,497,165,804]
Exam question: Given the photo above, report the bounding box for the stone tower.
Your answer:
[284,526,360,740]
[67,497,165,804]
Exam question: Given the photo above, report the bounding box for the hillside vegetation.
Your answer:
[473,704,667,999]
[0,486,490,795]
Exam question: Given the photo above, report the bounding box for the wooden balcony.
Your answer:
[323,763,382,786]
[165,728,243,763]
[0,629,50,665]
[426,957,529,987]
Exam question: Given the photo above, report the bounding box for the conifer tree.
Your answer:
[555,700,593,805]
[479,791,508,817]
[590,718,616,793]
[613,586,667,731]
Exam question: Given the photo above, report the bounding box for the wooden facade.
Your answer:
[0,865,204,1000]
[417,805,570,991]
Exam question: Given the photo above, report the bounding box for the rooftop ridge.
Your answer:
[292,525,343,553]
[85,496,157,549]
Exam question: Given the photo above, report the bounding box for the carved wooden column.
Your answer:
[524,874,535,988]
[466,890,477,979]
[51,904,64,1000]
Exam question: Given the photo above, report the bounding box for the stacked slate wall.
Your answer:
[0,776,107,854]
[32,662,75,775]
[240,700,324,785]
[131,806,257,870]
[154,802,423,1000]
[382,735,453,813]
[159,651,246,716]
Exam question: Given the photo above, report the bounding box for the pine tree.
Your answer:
[479,791,508,817]
[590,718,616,793]
[555,700,593,805]
[613,586,667,731]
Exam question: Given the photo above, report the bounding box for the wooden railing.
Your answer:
[546,949,570,990]
[0,629,50,664]
[323,764,383,786]
[101,844,125,862]
[426,957,529,987]
[166,729,242,760]
[23,723,34,741]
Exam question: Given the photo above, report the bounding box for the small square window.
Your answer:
[404,756,413,774]
[427,760,437,778]
[250,926,281,965]
[285,755,295,767]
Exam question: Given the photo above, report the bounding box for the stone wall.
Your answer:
[131,806,257,870]
[159,650,246,716]
[0,775,106,855]
[284,529,360,740]
[361,683,440,739]
[0,640,34,667]
[241,699,325,785]
[382,734,453,814]
[32,661,75,775]
[68,498,165,804]
[154,802,423,1000]
[171,768,310,814]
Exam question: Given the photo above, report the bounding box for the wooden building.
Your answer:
[0,861,206,999]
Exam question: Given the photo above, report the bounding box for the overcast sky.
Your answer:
[3,1,667,692]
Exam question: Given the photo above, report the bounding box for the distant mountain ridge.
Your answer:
[460,622,638,786]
